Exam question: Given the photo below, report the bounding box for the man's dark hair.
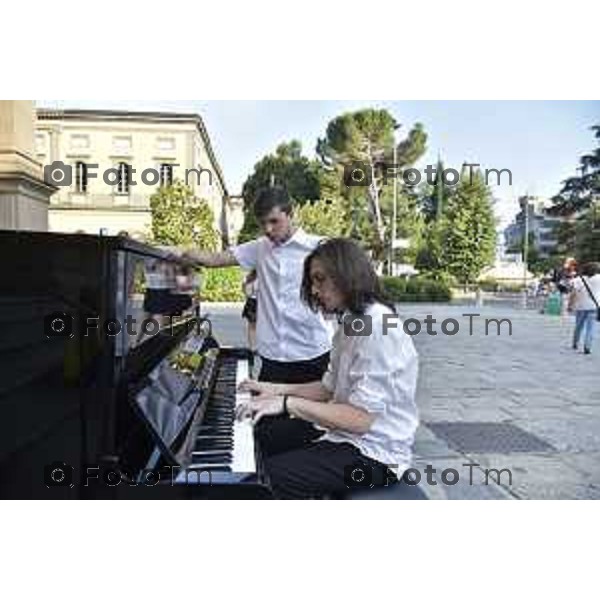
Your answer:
[300,238,395,314]
[253,186,293,220]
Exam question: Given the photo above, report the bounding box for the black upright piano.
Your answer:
[0,230,269,499]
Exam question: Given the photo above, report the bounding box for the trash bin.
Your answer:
[544,292,562,316]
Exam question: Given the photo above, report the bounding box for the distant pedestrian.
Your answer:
[557,257,578,316]
[568,262,600,355]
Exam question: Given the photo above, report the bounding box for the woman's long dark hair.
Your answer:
[300,238,395,315]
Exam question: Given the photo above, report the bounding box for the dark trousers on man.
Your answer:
[257,352,330,384]
[254,351,395,499]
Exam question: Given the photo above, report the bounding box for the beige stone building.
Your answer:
[34,108,237,244]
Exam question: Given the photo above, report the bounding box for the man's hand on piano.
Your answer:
[236,396,285,425]
[238,379,280,398]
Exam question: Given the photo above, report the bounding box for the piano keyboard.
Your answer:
[188,357,256,475]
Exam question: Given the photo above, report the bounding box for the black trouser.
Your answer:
[257,419,397,499]
[257,352,330,384]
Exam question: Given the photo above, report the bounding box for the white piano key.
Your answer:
[232,358,255,473]
[236,359,249,388]
[235,359,252,404]
[231,418,256,473]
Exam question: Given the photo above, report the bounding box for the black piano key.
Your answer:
[194,441,233,451]
[191,454,232,464]
[197,426,233,433]
[196,438,231,446]
[188,465,232,472]
[192,449,233,457]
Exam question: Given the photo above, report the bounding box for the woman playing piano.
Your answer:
[238,238,419,499]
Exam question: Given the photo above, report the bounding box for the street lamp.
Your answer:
[389,124,400,276]
[523,198,529,287]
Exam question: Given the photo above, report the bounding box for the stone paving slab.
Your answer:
[412,456,512,500]
[515,416,600,454]
[465,453,600,500]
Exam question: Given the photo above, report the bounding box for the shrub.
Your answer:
[200,267,245,302]
[478,278,499,292]
[380,276,451,302]
[498,282,526,293]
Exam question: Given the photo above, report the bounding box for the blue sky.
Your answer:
[38,100,599,228]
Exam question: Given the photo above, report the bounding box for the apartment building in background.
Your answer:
[504,195,564,258]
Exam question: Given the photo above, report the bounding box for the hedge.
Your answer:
[380,276,452,302]
[200,266,245,302]
[197,270,451,304]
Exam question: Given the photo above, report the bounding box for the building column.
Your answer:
[0,100,55,230]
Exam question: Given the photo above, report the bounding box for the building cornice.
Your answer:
[0,171,58,195]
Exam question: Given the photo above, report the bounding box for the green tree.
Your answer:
[415,219,446,275]
[549,124,600,216]
[239,140,322,241]
[317,109,427,262]
[389,188,425,265]
[547,124,600,262]
[420,157,453,223]
[149,180,219,250]
[573,205,600,262]
[440,168,497,285]
[295,196,350,237]
[416,157,454,274]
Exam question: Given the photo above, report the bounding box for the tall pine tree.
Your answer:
[440,168,497,285]
[415,157,454,275]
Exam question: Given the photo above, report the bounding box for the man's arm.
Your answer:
[287,396,375,435]
[184,248,239,268]
[244,393,375,434]
[241,379,332,402]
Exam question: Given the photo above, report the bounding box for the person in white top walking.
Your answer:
[569,262,600,354]
[184,186,332,383]
[238,238,419,499]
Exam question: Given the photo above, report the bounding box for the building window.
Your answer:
[113,136,132,155]
[70,134,90,151]
[116,163,130,195]
[157,137,175,153]
[35,133,47,155]
[159,163,174,188]
[75,162,88,193]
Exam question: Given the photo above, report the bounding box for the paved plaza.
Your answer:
[205,301,600,500]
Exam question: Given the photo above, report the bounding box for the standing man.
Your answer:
[185,186,332,384]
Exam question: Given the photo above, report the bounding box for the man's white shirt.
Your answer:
[321,303,419,476]
[232,229,333,361]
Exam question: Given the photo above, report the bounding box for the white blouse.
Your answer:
[320,302,419,476]
[571,275,600,311]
